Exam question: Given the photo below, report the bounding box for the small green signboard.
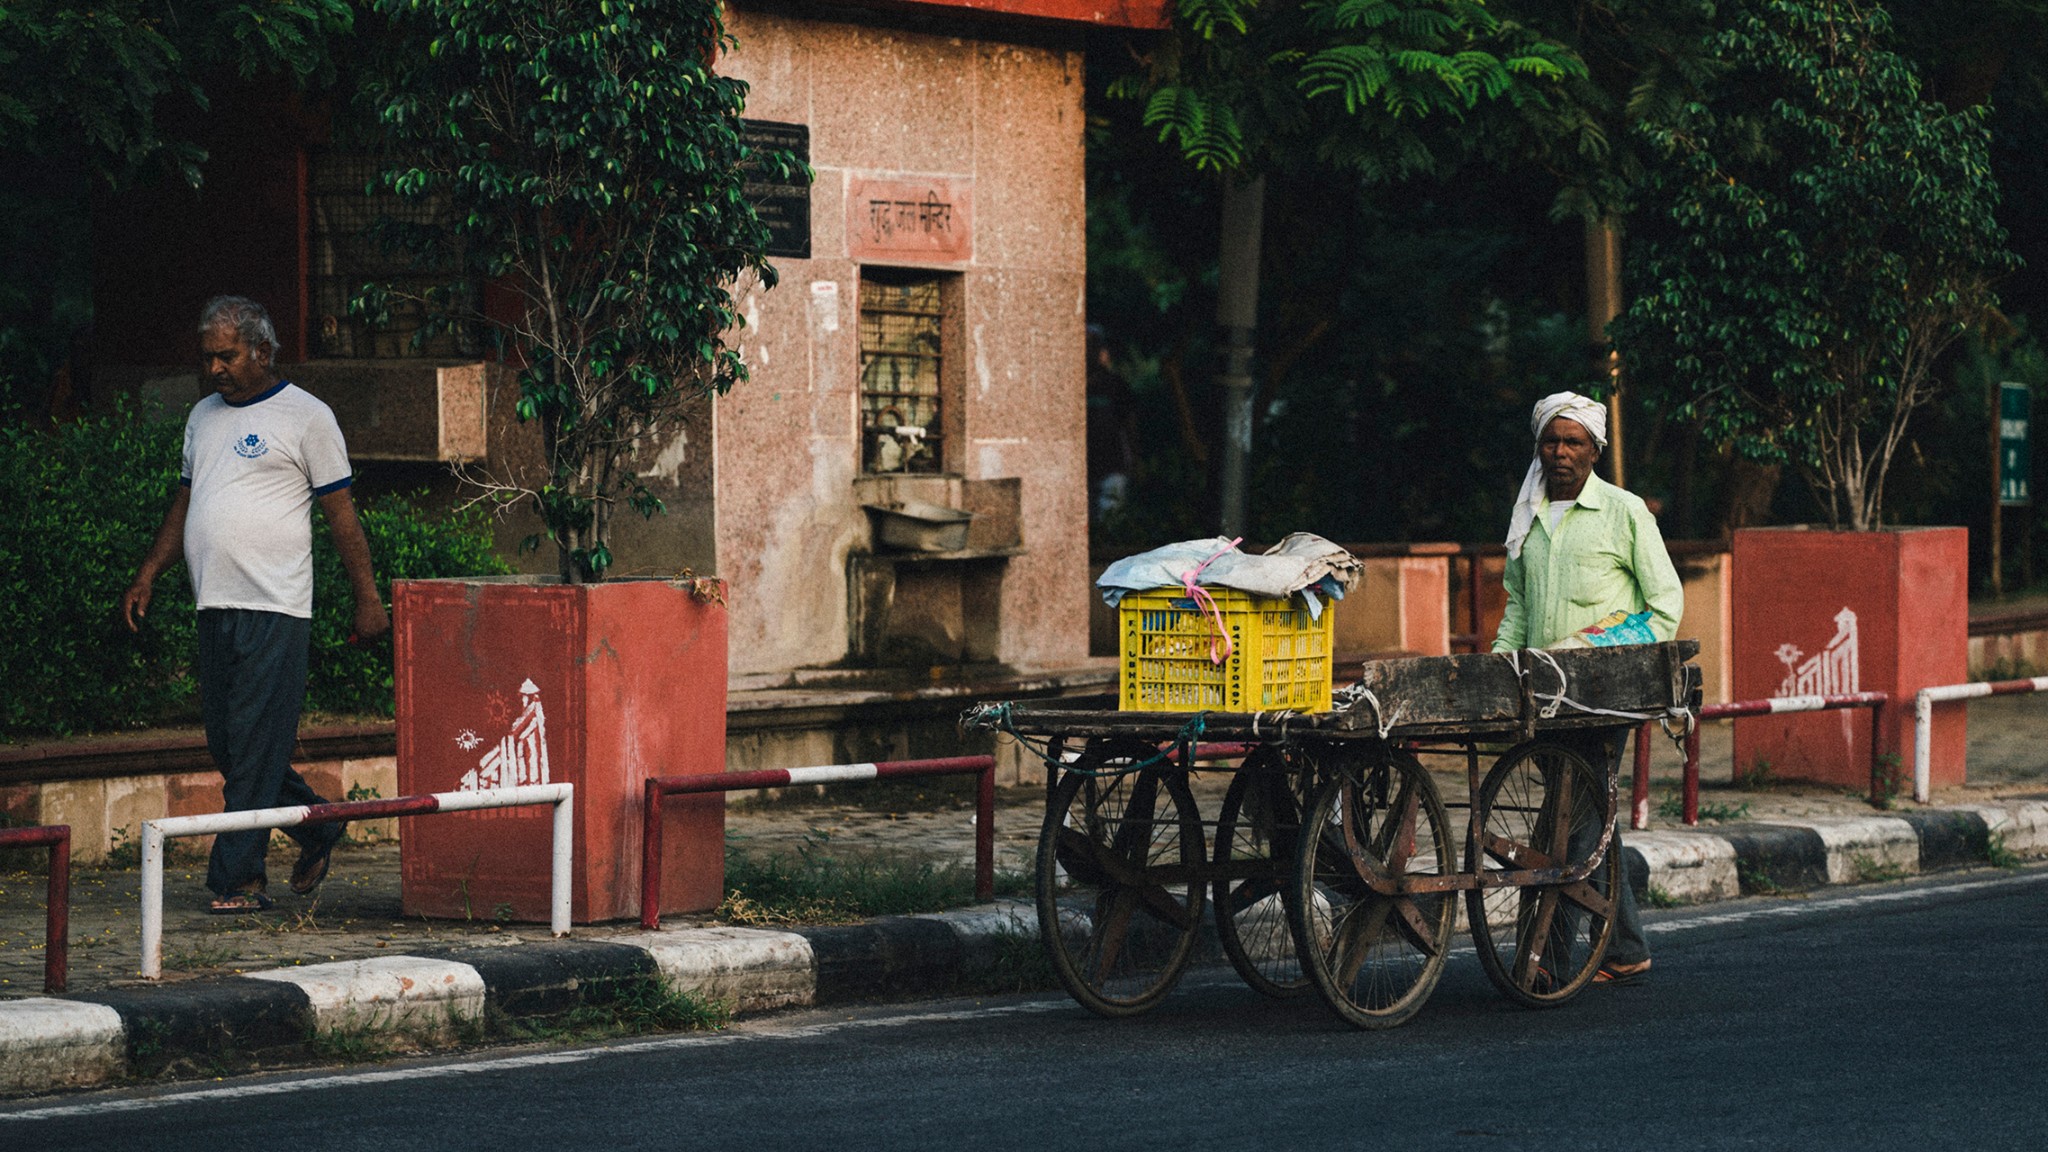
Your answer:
[2001,380,2031,506]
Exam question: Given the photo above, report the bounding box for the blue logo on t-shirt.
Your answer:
[233,432,269,459]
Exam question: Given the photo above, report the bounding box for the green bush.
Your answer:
[0,401,196,735]
[307,494,510,716]
[0,401,511,737]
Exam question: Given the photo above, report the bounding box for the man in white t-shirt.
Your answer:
[121,296,390,914]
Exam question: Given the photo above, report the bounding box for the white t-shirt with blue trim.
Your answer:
[180,381,353,618]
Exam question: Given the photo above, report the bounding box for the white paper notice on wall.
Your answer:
[810,281,840,334]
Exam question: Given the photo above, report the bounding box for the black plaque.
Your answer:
[742,119,812,260]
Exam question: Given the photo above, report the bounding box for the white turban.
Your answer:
[1505,391,1609,560]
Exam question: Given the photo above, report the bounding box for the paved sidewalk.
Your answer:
[5,695,2048,1094]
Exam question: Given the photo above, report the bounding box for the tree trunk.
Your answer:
[1215,173,1265,539]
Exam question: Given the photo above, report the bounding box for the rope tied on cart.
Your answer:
[1500,648,1696,751]
[960,702,1215,778]
[1179,538,1243,665]
[1333,687,1406,740]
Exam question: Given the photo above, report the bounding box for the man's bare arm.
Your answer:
[318,488,390,640]
[122,487,191,632]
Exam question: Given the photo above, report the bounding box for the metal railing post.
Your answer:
[1631,721,1653,830]
[975,760,996,902]
[641,779,665,931]
[140,822,166,981]
[46,829,69,993]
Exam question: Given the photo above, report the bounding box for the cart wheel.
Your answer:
[1289,746,1456,1030]
[1465,740,1621,1008]
[1037,737,1205,1018]
[1213,746,1310,999]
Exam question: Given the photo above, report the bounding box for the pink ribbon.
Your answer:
[1181,538,1242,665]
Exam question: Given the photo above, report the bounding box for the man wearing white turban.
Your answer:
[1492,390,1682,986]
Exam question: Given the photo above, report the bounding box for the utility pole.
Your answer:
[1586,216,1625,487]
[1216,173,1265,539]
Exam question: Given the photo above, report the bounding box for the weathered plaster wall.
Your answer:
[716,8,1092,675]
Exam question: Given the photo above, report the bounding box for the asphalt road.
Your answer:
[8,866,2047,1151]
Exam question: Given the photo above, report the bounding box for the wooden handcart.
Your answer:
[965,641,1701,1030]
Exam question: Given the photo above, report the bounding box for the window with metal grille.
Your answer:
[859,272,945,473]
[308,152,476,359]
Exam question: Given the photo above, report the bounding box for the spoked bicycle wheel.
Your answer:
[1036,737,1206,1017]
[1212,745,1310,998]
[1464,739,1621,1008]
[1289,744,1457,1030]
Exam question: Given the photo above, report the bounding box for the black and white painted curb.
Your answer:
[4,799,2045,1096]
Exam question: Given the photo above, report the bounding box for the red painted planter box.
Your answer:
[1731,527,1967,791]
[395,577,728,923]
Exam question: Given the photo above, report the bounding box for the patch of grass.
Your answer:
[956,929,1059,995]
[102,825,140,870]
[1655,794,1751,823]
[1977,655,2043,681]
[1734,756,1775,791]
[497,977,731,1043]
[1643,885,1683,909]
[307,1021,398,1064]
[1987,830,2023,870]
[717,829,1028,926]
[1737,861,1787,896]
[1850,853,1908,883]
[1869,753,1905,811]
[163,939,241,970]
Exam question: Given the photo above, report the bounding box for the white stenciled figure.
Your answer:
[1775,608,1860,698]
[461,678,551,791]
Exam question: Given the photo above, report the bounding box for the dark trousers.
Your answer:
[197,609,338,897]
[1556,728,1650,968]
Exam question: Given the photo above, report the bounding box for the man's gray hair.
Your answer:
[198,296,280,361]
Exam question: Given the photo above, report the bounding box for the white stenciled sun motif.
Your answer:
[454,729,482,751]
[460,678,550,792]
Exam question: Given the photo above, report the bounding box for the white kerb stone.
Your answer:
[0,998,124,1093]
[611,927,816,1013]
[245,956,484,1045]
[1628,831,1740,905]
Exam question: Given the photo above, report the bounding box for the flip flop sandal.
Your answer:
[1595,959,1652,985]
[207,890,273,915]
[290,838,336,895]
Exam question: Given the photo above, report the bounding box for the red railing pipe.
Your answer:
[0,824,71,993]
[1679,692,1889,826]
[640,756,998,930]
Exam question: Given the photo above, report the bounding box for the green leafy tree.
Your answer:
[1124,0,1588,176]
[357,0,801,582]
[1613,0,2015,531]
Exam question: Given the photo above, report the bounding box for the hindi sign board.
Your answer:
[741,120,812,261]
[846,175,973,266]
[2001,380,2031,507]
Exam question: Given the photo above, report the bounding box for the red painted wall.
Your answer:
[889,0,1171,27]
[1730,527,1968,791]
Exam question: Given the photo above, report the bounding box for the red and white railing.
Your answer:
[140,784,573,979]
[1915,675,2048,804]
[640,757,996,930]
[1670,693,1890,825]
[0,823,70,992]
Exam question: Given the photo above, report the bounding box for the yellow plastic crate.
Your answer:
[1118,587,1334,712]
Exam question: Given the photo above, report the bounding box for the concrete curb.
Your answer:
[5,799,2045,1096]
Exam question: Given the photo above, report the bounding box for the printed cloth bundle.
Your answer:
[1546,609,1658,649]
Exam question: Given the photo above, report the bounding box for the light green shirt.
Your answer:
[1492,473,1684,651]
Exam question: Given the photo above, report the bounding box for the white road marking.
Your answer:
[0,1001,1072,1122]
[7,867,2043,1123]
